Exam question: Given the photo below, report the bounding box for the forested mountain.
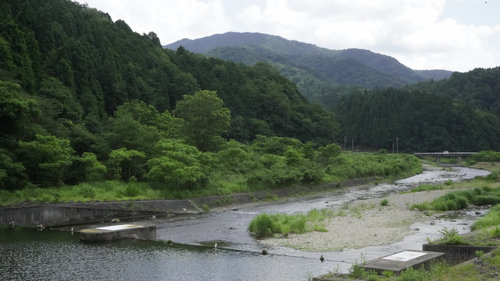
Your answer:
[165,32,452,106]
[1,0,499,193]
[335,67,500,152]
[0,0,339,189]
[409,67,500,117]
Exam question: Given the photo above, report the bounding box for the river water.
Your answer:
[0,166,490,281]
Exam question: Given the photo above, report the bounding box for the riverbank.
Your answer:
[257,164,493,252]
[259,189,455,251]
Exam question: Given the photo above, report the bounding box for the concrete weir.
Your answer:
[361,250,445,274]
[80,223,156,242]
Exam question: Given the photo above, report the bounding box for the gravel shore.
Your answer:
[260,189,451,251]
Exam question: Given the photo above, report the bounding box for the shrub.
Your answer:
[380,199,389,206]
[472,204,500,230]
[248,214,274,239]
[123,183,140,197]
[397,267,429,281]
[438,227,467,245]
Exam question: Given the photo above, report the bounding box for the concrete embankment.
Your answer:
[0,179,372,228]
[0,200,196,227]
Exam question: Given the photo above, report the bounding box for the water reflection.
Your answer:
[0,227,330,281]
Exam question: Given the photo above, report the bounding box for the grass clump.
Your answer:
[248,208,335,239]
[471,204,500,230]
[410,186,500,212]
[380,199,389,206]
[410,184,444,192]
[436,227,467,245]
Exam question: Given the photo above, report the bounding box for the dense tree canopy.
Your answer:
[336,88,500,152]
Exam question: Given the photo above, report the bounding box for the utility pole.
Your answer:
[351,139,354,152]
[344,136,346,151]
[396,137,399,154]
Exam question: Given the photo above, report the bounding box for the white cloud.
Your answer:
[76,0,500,71]
[80,0,230,44]
[235,0,500,71]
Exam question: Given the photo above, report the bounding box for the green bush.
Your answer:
[248,214,274,239]
[380,199,389,206]
[123,184,140,197]
[248,208,334,238]
[397,267,429,281]
[411,187,500,212]
[438,227,467,245]
[472,204,500,230]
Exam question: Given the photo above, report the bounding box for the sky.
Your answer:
[75,0,500,72]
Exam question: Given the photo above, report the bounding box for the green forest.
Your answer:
[0,0,499,203]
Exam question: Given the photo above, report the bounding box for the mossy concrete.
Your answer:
[422,243,496,265]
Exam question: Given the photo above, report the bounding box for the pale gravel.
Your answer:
[260,190,451,252]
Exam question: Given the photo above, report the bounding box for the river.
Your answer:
[0,166,490,281]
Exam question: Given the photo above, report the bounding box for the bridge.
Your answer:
[413,151,478,163]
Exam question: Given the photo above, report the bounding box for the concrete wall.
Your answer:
[422,243,496,265]
[0,205,160,227]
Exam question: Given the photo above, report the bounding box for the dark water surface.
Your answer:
[0,227,330,281]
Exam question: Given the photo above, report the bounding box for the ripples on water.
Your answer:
[0,227,330,281]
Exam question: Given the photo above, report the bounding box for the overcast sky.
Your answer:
[75,0,500,72]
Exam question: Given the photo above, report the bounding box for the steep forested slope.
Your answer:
[336,84,500,152]
[0,0,337,144]
[0,0,339,189]
[410,67,500,117]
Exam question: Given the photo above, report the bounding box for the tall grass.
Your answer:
[411,186,500,212]
[0,181,162,206]
[248,209,334,239]
[472,204,500,230]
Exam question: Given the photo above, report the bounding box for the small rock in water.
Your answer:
[262,249,268,255]
[320,255,325,262]
[430,221,435,225]
[111,218,120,223]
[415,228,420,231]
[475,211,482,215]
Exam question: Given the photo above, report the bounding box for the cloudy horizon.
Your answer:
[75,0,500,72]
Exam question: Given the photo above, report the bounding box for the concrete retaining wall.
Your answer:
[422,243,496,265]
[0,204,163,227]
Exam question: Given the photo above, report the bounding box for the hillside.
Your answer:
[165,32,452,105]
[0,0,341,190]
[335,66,500,152]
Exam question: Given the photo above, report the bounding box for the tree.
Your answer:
[107,148,146,181]
[0,81,39,147]
[66,152,107,184]
[0,148,27,189]
[174,90,230,152]
[18,134,75,186]
[146,139,206,189]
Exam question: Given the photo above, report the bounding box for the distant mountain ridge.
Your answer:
[165,32,452,104]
